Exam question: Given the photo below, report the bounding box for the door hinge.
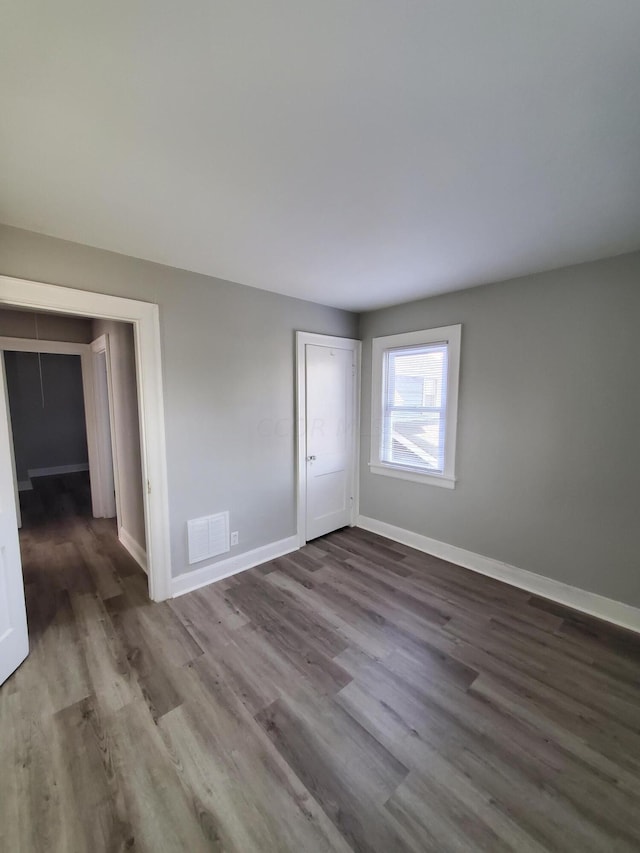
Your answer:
[147,479,152,495]
[352,363,356,376]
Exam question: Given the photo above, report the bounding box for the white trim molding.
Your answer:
[172,534,299,597]
[0,336,88,356]
[90,334,119,522]
[369,462,456,488]
[119,527,148,574]
[0,275,172,601]
[357,515,640,634]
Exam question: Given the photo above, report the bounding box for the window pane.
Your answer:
[382,344,448,472]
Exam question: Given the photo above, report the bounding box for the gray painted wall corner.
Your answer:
[358,252,640,608]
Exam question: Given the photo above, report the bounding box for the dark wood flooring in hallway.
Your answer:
[2,473,640,852]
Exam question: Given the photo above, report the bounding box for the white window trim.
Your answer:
[369,324,461,489]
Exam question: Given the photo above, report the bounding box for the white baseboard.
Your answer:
[172,534,299,598]
[28,463,89,478]
[357,515,640,634]
[118,526,148,574]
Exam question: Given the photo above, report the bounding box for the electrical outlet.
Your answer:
[230,531,239,546]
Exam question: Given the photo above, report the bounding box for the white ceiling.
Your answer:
[2,2,640,311]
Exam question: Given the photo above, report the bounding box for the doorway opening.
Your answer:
[1,310,149,621]
[0,275,171,600]
[0,315,147,552]
[4,347,92,526]
[0,275,171,686]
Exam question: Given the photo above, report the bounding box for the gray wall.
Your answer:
[4,351,88,481]
[0,225,357,578]
[359,252,640,608]
[92,319,146,552]
[4,224,635,606]
[0,307,93,343]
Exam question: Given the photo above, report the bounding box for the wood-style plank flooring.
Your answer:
[2,473,640,852]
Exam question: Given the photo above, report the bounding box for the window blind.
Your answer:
[381,342,448,473]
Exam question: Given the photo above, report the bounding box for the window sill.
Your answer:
[369,462,456,489]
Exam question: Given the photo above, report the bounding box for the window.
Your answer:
[370,325,461,488]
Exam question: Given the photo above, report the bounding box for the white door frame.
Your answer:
[3,352,22,529]
[0,275,172,602]
[0,352,29,684]
[295,331,361,546]
[91,334,120,523]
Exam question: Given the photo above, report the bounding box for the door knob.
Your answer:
[306,455,316,461]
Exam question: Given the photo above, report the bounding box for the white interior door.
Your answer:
[0,355,28,686]
[303,338,359,541]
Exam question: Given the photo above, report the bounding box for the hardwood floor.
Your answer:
[2,474,640,852]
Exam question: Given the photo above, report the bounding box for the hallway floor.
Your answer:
[17,471,137,611]
[1,476,640,851]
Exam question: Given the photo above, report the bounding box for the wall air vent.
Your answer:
[187,512,230,564]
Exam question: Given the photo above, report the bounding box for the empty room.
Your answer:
[1,2,639,852]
